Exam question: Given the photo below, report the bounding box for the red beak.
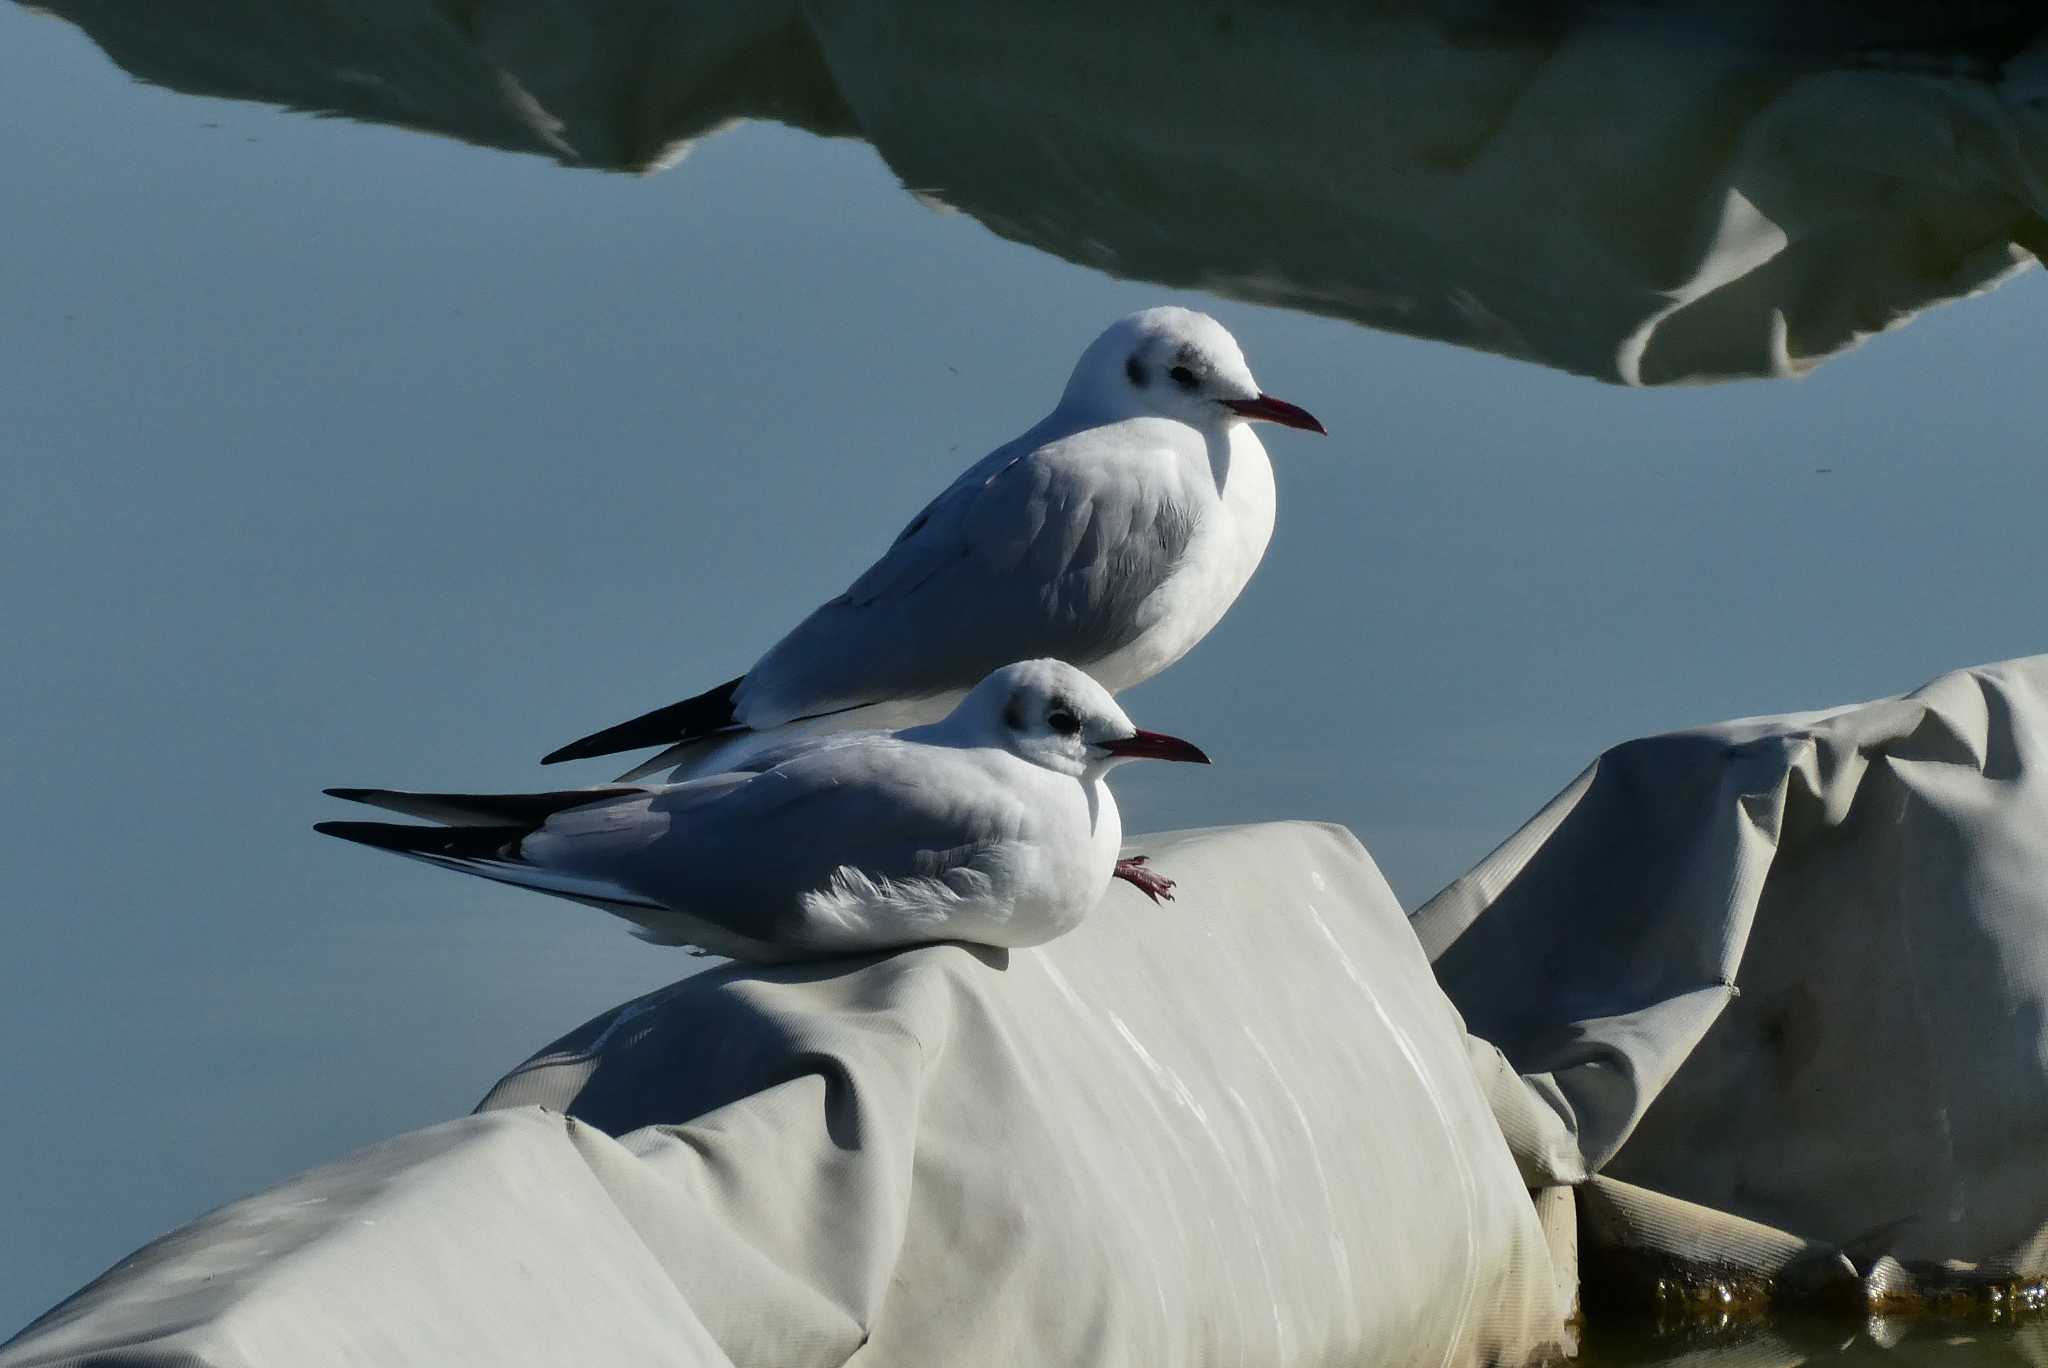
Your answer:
[1222,393,1326,434]
[1099,729,1211,764]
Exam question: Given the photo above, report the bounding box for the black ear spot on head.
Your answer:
[1125,356,1147,387]
[1003,699,1027,731]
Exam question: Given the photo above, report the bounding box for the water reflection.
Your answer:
[30,1,2047,385]
[1577,1315,2048,1366]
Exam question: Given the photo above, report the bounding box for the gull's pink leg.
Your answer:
[1114,855,1176,904]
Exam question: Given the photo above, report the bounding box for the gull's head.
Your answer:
[1061,306,1324,436]
[955,659,1211,779]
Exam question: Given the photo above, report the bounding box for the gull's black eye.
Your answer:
[1047,707,1081,736]
[1168,364,1198,390]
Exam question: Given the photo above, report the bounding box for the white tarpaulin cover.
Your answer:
[15,655,2048,1362]
[1417,655,2048,1297]
[1,823,1569,1368]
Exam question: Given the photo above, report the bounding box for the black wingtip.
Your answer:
[324,787,370,802]
[542,676,745,765]
[316,820,526,858]
[315,819,413,850]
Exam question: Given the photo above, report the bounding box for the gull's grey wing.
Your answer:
[609,723,899,790]
[734,421,1201,726]
[719,727,896,774]
[524,741,1023,950]
[543,434,1048,769]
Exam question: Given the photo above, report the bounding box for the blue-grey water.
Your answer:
[3,2,2045,1354]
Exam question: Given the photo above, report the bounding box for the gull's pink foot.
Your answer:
[1114,856,1176,904]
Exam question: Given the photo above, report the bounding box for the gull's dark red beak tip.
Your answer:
[1101,729,1212,765]
[1223,393,1326,435]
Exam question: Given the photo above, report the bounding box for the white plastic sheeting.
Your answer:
[1418,656,2048,1293]
[18,656,2048,1361]
[1,823,1568,1367]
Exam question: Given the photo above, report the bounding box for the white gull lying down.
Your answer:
[319,660,1209,962]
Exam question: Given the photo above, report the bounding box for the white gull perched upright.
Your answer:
[320,660,1209,961]
[539,307,1323,784]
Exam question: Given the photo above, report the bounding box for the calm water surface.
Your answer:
[1572,1317,2048,1366]
[2,0,2044,1349]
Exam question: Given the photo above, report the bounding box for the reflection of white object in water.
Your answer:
[33,1,2044,382]
[538,306,1322,780]
[806,4,2045,385]
[318,659,1210,960]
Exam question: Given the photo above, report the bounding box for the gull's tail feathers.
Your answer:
[314,820,527,861]
[322,786,642,827]
[315,789,666,913]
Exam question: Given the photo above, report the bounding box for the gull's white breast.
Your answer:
[1085,421,1277,691]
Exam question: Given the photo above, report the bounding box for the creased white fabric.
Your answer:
[1417,656,2048,1276]
[2,823,1566,1367]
